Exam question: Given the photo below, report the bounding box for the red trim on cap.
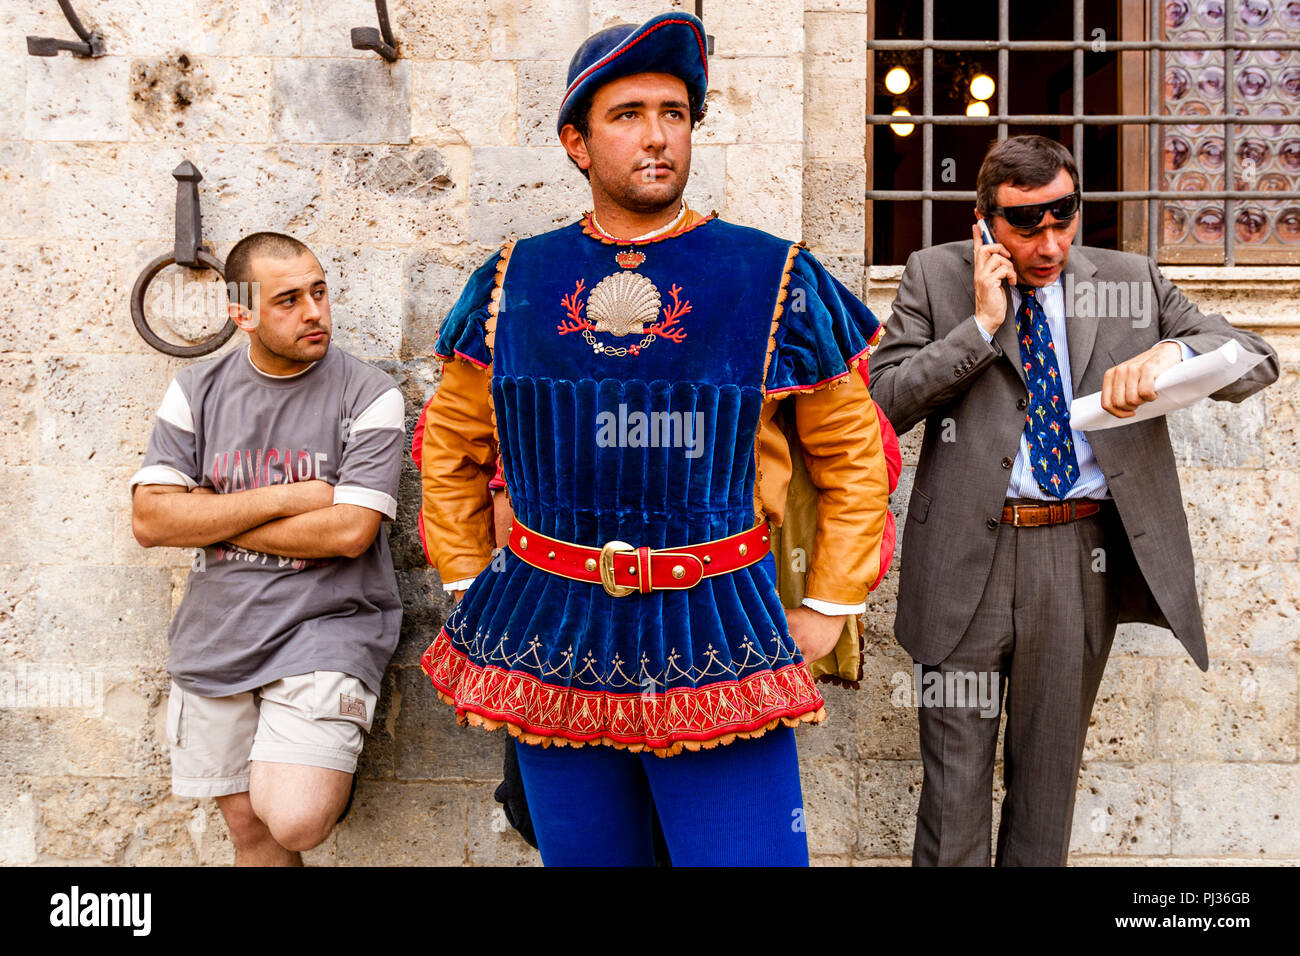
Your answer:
[563,17,708,103]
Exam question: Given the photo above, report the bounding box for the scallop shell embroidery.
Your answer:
[587,271,661,337]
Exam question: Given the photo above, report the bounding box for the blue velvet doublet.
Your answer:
[421,213,880,754]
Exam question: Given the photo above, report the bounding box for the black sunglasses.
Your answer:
[987,190,1081,230]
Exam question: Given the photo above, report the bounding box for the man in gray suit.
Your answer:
[869,135,1279,866]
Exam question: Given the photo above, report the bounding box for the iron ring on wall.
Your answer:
[129,250,237,358]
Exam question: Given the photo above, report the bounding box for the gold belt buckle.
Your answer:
[598,540,638,598]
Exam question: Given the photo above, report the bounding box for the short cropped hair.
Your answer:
[224,232,315,293]
[975,135,1080,215]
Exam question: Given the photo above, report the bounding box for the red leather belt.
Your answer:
[1001,499,1103,527]
[508,520,770,597]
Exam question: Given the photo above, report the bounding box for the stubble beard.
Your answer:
[596,157,690,216]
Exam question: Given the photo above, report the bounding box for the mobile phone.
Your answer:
[977,218,995,245]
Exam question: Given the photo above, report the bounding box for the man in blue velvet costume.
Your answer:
[417,12,892,866]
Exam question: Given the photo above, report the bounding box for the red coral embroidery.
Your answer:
[557,279,594,335]
[646,283,689,342]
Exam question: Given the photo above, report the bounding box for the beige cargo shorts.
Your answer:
[166,671,377,798]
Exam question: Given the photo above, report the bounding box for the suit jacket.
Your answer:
[868,240,1279,671]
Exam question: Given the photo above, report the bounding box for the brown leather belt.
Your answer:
[1001,499,1103,527]
[508,519,769,598]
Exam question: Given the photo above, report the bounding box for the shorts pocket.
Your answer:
[322,673,378,734]
[165,682,185,747]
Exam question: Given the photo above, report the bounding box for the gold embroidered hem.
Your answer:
[420,628,827,758]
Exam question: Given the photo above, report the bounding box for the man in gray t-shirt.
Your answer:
[131,232,404,866]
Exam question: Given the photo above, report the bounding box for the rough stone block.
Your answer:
[516,59,568,147]
[707,0,804,57]
[1111,621,1188,658]
[41,144,178,241]
[804,76,866,160]
[857,653,923,760]
[805,12,867,77]
[39,354,173,468]
[0,359,39,467]
[803,160,866,253]
[0,668,167,778]
[467,782,540,866]
[35,566,171,667]
[1084,658,1156,762]
[0,566,39,661]
[1181,468,1299,562]
[1172,764,1300,856]
[32,777,218,865]
[723,143,802,235]
[0,466,116,564]
[1196,559,1300,658]
[298,0,373,58]
[1168,391,1268,468]
[272,59,411,144]
[488,0,589,61]
[69,0,199,56]
[0,145,48,241]
[801,754,857,855]
[412,60,516,147]
[682,144,725,217]
[391,568,452,668]
[402,245,490,357]
[468,146,590,247]
[129,55,272,142]
[336,780,468,865]
[0,38,24,140]
[1069,761,1172,857]
[392,0,491,60]
[1155,658,1296,761]
[589,0,683,30]
[312,244,406,358]
[792,683,857,761]
[696,58,803,147]
[1260,361,1299,469]
[310,144,464,246]
[856,759,923,858]
[394,665,502,781]
[0,784,36,864]
[196,0,301,56]
[806,0,868,11]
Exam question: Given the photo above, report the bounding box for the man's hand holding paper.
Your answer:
[1072,340,1269,431]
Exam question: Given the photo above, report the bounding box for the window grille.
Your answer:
[865,0,1300,265]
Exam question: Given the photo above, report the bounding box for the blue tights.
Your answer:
[514,725,809,866]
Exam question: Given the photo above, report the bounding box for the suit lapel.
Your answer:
[993,287,1025,388]
[1062,247,1100,392]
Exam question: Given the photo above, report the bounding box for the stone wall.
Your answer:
[1,0,1295,866]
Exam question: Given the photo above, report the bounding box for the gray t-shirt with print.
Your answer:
[131,344,405,697]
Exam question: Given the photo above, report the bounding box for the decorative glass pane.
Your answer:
[1162,0,1300,259]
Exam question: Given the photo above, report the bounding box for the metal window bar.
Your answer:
[866,0,1300,265]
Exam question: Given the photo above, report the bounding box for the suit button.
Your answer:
[1001,457,1013,469]
[986,517,999,530]
[1017,397,1028,410]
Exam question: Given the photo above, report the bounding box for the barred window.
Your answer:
[865,0,1300,266]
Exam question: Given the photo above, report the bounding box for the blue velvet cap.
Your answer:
[557,12,709,135]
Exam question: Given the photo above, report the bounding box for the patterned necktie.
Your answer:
[1016,286,1079,498]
